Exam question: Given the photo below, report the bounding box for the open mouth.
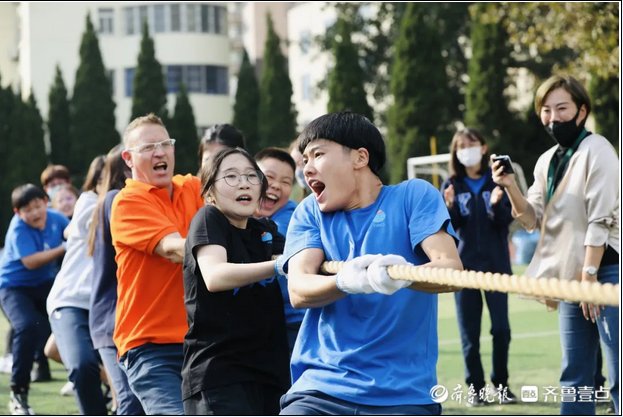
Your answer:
[154,162,168,171]
[265,193,279,203]
[308,179,326,197]
[236,194,253,202]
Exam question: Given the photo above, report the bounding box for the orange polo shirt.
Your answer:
[111,174,203,357]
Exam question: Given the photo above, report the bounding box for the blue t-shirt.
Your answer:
[0,209,69,289]
[283,179,455,406]
[464,175,486,195]
[270,200,306,325]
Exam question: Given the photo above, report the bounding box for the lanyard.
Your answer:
[546,129,588,202]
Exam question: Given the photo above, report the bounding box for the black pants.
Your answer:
[184,382,284,415]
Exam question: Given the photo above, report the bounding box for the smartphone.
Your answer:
[492,155,515,174]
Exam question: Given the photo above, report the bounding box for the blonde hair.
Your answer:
[122,113,165,147]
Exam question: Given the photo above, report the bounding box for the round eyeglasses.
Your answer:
[127,138,176,154]
[216,171,263,187]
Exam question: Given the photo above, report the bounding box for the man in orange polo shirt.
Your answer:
[111,113,202,415]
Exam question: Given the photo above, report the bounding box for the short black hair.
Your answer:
[12,184,48,210]
[254,147,296,173]
[200,147,268,202]
[297,112,385,177]
[201,124,246,148]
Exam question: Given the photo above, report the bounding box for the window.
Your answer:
[163,65,229,95]
[138,5,149,30]
[186,4,199,32]
[98,8,114,34]
[186,65,203,92]
[154,4,165,33]
[200,4,212,33]
[124,8,135,35]
[124,68,135,97]
[170,4,181,32]
[215,6,226,35]
[166,66,183,93]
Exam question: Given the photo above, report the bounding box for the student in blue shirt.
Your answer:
[279,112,463,415]
[255,146,303,357]
[0,184,68,415]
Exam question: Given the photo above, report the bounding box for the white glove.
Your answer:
[335,254,382,294]
[367,254,412,295]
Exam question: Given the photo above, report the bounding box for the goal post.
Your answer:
[406,153,528,194]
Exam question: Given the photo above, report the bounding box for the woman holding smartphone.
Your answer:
[491,74,619,415]
[441,127,516,406]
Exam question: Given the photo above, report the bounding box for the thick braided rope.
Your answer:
[321,261,620,306]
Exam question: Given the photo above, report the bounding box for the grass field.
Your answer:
[0,285,614,415]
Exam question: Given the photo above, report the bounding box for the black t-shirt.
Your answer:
[181,205,290,400]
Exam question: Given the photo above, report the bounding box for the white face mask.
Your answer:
[456,146,483,168]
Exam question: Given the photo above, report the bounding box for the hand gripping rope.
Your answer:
[320,261,620,307]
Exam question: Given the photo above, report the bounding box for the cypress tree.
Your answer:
[48,65,71,166]
[464,3,514,152]
[589,74,618,148]
[130,20,168,122]
[0,76,15,246]
[258,13,297,151]
[70,13,119,178]
[233,49,259,152]
[5,92,47,190]
[327,15,373,121]
[387,3,451,183]
[169,84,198,175]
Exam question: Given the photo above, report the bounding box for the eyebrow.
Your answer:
[303,144,325,157]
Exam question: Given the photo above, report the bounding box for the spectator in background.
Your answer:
[111,113,203,415]
[0,184,68,415]
[87,145,143,415]
[491,74,619,415]
[198,124,246,172]
[51,184,80,220]
[288,139,311,201]
[40,164,71,202]
[46,155,108,415]
[441,128,516,406]
[255,147,304,356]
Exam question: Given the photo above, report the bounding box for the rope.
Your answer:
[320,261,620,307]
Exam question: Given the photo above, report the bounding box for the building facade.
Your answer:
[3,2,232,135]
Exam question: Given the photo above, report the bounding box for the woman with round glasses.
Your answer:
[181,147,289,415]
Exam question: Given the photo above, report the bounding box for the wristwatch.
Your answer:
[583,265,598,276]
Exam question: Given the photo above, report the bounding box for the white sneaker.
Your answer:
[59,381,75,397]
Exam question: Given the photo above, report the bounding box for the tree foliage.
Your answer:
[501,3,619,79]
[258,13,297,151]
[232,49,259,152]
[130,21,168,122]
[5,93,48,199]
[48,65,71,166]
[0,76,15,246]
[168,84,198,175]
[387,3,453,183]
[589,74,619,149]
[317,3,469,126]
[69,14,119,178]
[464,3,515,153]
[326,15,373,121]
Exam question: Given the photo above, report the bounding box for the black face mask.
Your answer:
[544,108,584,148]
